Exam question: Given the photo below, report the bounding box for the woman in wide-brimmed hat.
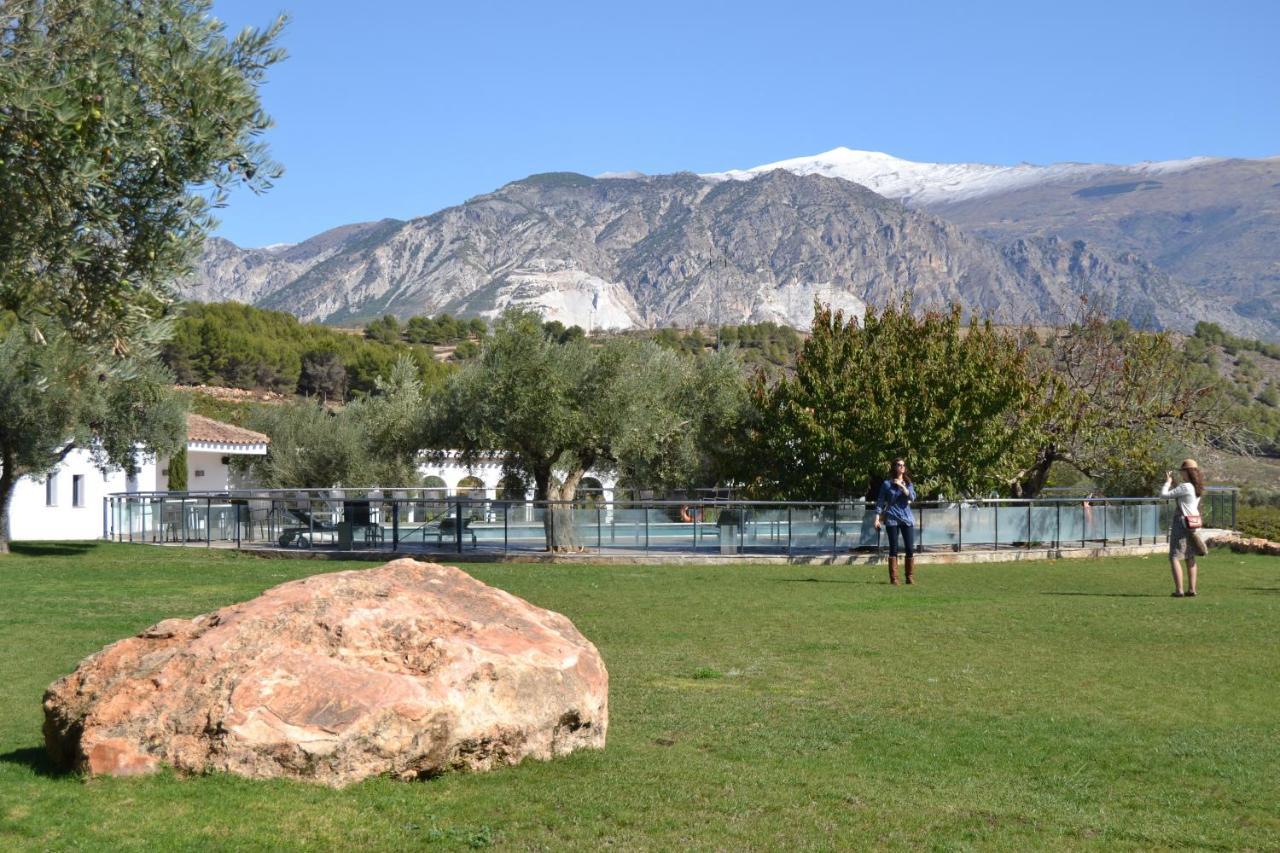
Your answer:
[1160,459,1205,597]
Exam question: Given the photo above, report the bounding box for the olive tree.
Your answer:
[0,0,286,349]
[0,323,186,552]
[422,310,750,551]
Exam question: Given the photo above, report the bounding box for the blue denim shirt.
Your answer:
[875,479,916,527]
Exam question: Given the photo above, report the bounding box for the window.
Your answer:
[45,474,57,506]
[72,474,85,507]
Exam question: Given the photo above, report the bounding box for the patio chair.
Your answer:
[429,516,477,548]
[277,507,339,547]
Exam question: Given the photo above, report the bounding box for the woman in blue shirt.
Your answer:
[874,458,917,585]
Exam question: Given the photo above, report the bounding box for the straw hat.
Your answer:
[1180,458,1199,471]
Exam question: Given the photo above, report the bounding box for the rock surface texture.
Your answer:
[43,560,608,787]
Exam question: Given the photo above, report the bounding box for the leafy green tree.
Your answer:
[0,324,185,552]
[364,315,401,345]
[298,350,347,402]
[741,301,1052,500]
[423,310,748,551]
[0,0,286,350]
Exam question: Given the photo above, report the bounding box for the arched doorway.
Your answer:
[577,476,605,508]
[456,475,486,499]
[456,475,487,521]
[498,473,528,501]
[422,475,447,500]
[408,475,448,522]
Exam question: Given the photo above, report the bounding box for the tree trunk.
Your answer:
[544,470,586,553]
[1017,449,1057,499]
[0,449,16,555]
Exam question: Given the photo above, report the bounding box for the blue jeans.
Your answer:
[885,523,914,557]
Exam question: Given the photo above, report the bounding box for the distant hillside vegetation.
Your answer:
[162,303,452,402]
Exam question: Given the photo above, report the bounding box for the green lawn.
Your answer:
[1,544,1278,850]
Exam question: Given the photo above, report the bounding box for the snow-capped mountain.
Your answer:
[188,170,1249,337]
[701,147,1225,206]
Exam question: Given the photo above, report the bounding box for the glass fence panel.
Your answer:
[783,505,830,553]
[997,503,1031,547]
[835,502,875,552]
[1139,504,1161,542]
[960,504,996,550]
[1031,505,1061,546]
[917,502,954,552]
[105,492,1213,557]
[506,504,549,552]
[1055,503,1086,546]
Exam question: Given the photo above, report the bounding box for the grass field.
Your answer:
[1,544,1278,850]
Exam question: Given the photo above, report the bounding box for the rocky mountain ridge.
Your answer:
[189,170,1242,336]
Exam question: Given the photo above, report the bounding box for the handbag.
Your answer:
[1183,511,1202,530]
[1190,529,1208,557]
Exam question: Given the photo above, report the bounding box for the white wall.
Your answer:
[171,450,235,492]
[6,449,155,541]
[417,455,616,500]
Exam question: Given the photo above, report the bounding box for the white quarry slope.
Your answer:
[702,147,1226,206]
[480,266,644,331]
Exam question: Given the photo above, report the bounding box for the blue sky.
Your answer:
[210,0,1280,247]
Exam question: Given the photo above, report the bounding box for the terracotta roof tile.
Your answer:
[186,413,270,446]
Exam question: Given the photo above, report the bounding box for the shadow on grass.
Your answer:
[1042,592,1167,598]
[0,746,70,779]
[9,542,99,558]
[1242,587,1280,594]
[774,577,882,585]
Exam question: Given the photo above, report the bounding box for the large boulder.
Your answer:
[43,559,607,787]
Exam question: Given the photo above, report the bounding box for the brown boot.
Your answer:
[905,555,915,585]
[888,557,899,585]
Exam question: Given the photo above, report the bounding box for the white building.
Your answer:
[171,414,270,492]
[8,413,622,541]
[6,414,269,542]
[417,451,616,501]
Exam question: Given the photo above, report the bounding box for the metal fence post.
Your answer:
[597,504,603,552]
[956,503,962,553]
[456,498,463,554]
[206,497,212,547]
[832,503,838,561]
[392,499,400,551]
[786,506,792,557]
[994,501,999,552]
[503,503,509,553]
[644,504,650,554]
[1028,502,1033,551]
